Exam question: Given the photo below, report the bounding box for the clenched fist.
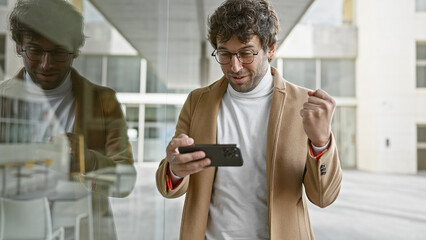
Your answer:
[300,89,336,147]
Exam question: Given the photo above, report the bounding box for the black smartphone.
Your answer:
[178,144,243,167]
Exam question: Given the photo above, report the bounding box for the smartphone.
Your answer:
[178,144,243,167]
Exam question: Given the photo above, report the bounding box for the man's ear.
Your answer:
[267,43,276,61]
[72,51,80,59]
[15,44,22,56]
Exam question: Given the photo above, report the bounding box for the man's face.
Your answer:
[217,35,275,93]
[16,34,75,90]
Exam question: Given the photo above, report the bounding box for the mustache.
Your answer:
[228,71,248,77]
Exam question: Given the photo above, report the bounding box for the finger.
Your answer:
[300,108,315,119]
[311,89,334,102]
[173,158,211,176]
[307,95,328,105]
[303,102,319,110]
[300,109,314,118]
[167,135,194,153]
[170,151,206,165]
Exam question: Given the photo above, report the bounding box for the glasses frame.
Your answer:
[211,49,260,65]
[20,47,74,63]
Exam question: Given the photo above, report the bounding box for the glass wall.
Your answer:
[321,59,355,97]
[0,35,4,81]
[143,105,180,162]
[0,0,359,239]
[282,58,357,168]
[282,59,316,90]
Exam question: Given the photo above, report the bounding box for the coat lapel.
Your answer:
[181,77,228,238]
[265,67,287,234]
[189,77,227,144]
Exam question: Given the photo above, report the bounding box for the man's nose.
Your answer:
[230,54,243,73]
[40,52,53,69]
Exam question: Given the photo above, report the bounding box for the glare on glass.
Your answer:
[211,49,260,65]
[21,47,73,62]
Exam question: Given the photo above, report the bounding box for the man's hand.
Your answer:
[300,89,336,147]
[66,132,92,172]
[167,134,211,184]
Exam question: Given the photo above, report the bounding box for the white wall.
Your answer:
[356,0,424,173]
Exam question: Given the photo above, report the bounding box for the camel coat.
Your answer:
[156,67,342,240]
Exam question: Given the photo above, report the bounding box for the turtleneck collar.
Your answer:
[24,71,72,97]
[227,65,273,99]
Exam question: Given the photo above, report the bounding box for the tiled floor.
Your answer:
[309,170,426,240]
[87,167,426,240]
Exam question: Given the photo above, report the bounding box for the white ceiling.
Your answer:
[89,0,314,89]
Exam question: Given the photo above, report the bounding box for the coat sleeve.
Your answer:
[89,88,134,168]
[156,92,194,198]
[303,133,342,208]
[86,88,136,198]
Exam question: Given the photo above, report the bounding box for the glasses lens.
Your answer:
[238,50,254,64]
[214,50,255,64]
[25,48,43,61]
[216,51,231,64]
[52,50,70,62]
[24,48,70,62]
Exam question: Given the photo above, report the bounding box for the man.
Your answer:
[0,0,135,239]
[156,0,342,239]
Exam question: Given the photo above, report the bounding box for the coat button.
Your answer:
[320,164,326,175]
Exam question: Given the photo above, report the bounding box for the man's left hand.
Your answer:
[300,89,336,147]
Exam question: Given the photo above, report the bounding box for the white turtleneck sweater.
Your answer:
[24,71,75,133]
[206,66,273,240]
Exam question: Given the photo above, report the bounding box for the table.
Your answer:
[0,159,49,197]
[0,142,68,197]
[13,189,90,202]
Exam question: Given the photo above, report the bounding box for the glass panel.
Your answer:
[107,56,141,93]
[146,62,166,93]
[418,126,426,142]
[416,0,426,11]
[73,55,103,85]
[331,106,357,168]
[143,105,180,162]
[146,62,192,94]
[417,66,426,88]
[321,59,355,97]
[0,36,4,81]
[283,59,316,90]
[0,59,4,81]
[125,106,139,161]
[0,35,5,54]
[418,149,426,170]
[417,44,426,60]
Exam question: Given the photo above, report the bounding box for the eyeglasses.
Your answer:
[211,49,260,65]
[21,47,73,62]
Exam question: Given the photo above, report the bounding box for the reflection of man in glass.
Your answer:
[156,0,342,239]
[1,0,135,239]
[7,0,134,171]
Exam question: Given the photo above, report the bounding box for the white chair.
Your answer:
[0,197,64,240]
[51,180,94,240]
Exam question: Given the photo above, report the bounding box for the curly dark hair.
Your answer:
[208,0,279,51]
[9,0,85,51]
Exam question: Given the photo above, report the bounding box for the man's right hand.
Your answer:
[166,134,211,184]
